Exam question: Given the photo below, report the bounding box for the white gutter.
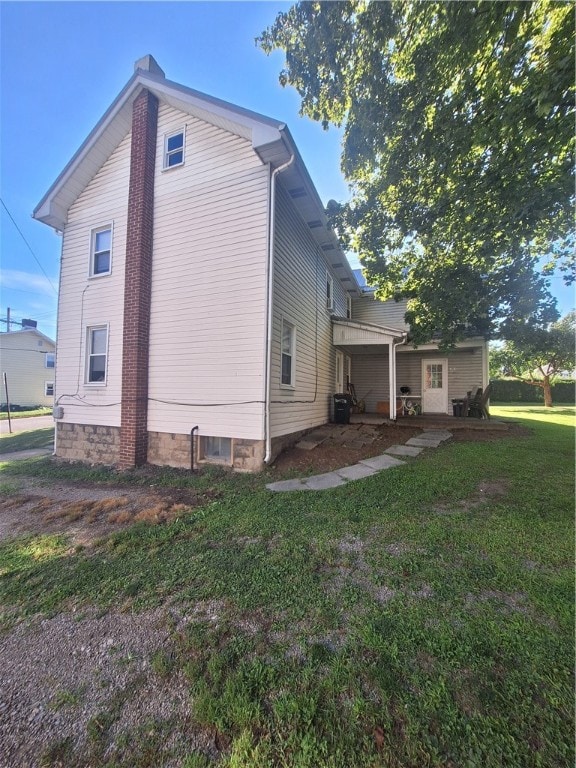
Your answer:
[389,333,408,421]
[264,152,295,464]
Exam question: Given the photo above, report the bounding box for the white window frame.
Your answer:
[45,352,55,369]
[326,271,334,311]
[280,318,296,389]
[163,128,185,170]
[89,224,113,277]
[346,294,352,319]
[45,382,54,397]
[201,436,232,465]
[85,325,109,385]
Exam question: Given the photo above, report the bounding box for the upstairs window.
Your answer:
[281,319,295,387]
[346,294,352,319]
[90,226,112,276]
[45,352,55,368]
[326,272,334,311]
[164,129,185,169]
[86,326,108,384]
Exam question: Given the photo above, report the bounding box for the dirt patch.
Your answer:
[433,479,509,515]
[0,480,219,546]
[0,607,218,768]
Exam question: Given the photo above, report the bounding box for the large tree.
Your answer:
[490,311,575,406]
[258,1,575,346]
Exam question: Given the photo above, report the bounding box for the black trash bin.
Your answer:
[333,393,352,424]
[451,399,465,417]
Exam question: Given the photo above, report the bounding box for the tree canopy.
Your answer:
[258,1,575,346]
[490,311,575,406]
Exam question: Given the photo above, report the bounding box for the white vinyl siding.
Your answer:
[269,183,348,438]
[0,330,56,407]
[56,130,130,426]
[352,294,409,331]
[147,105,269,439]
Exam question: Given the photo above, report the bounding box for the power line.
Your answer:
[0,198,58,295]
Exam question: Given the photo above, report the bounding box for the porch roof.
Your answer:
[332,318,406,347]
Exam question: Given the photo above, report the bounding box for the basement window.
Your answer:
[163,129,185,169]
[202,436,231,464]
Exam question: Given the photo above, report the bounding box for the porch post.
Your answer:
[389,340,396,421]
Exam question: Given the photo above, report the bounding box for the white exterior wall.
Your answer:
[270,183,348,438]
[0,331,56,407]
[147,105,269,439]
[56,133,131,426]
[352,294,409,331]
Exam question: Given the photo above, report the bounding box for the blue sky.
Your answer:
[0,1,573,341]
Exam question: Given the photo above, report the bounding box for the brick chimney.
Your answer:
[119,81,159,469]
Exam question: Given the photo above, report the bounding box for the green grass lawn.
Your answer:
[0,427,54,453]
[0,406,52,420]
[0,406,573,767]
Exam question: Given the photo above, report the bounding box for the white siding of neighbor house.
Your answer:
[352,294,409,331]
[147,105,270,439]
[0,331,56,407]
[351,347,485,413]
[56,132,131,426]
[270,183,348,438]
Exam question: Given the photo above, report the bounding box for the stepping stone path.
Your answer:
[266,428,453,492]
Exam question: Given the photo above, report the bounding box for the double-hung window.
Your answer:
[281,319,295,387]
[326,272,334,311]
[90,226,112,276]
[86,326,108,384]
[45,382,54,397]
[45,352,55,369]
[164,129,185,169]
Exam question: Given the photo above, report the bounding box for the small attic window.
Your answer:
[163,129,185,169]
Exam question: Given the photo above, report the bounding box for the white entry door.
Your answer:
[422,359,448,413]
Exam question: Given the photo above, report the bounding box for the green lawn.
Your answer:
[0,406,52,420]
[0,427,54,453]
[0,406,573,767]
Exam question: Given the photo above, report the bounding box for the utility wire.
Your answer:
[0,198,58,295]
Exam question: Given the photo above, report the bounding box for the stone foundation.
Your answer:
[54,424,306,473]
[56,422,120,465]
[147,432,266,473]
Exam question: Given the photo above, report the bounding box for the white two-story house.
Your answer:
[34,55,487,472]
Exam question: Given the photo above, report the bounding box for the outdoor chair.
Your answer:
[468,384,491,419]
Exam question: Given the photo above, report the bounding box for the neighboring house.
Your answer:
[0,329,56,407]
[33,55,488,472]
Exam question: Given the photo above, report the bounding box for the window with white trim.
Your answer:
[45,382,54,397]
[45,352,55,369]
[202,436,231,463]
[90,226,112,276]
[281,319,295,387]
[326,272,334,310]
[346,294,352,319]
[163,129,185,169]
[86,326,108,384]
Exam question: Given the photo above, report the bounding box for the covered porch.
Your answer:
[333,319,489,420]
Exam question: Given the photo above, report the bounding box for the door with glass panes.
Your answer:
[421,359,448,413]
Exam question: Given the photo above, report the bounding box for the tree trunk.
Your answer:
[542,376,553,407]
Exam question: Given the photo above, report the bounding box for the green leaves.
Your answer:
[259,1,575,344]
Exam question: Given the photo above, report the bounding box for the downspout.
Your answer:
[390,333,408,421]
[264,151,295,464]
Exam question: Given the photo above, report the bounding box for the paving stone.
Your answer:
[420,430,452,441]
[384,444,423,457]
[405,437,443,448]
[266,479,307,492]
[302,472,347,490]
[359,454,406,470]
[295,439,324,451]
[335,463,378,481]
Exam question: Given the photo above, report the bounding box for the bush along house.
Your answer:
[34,56,488,472]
